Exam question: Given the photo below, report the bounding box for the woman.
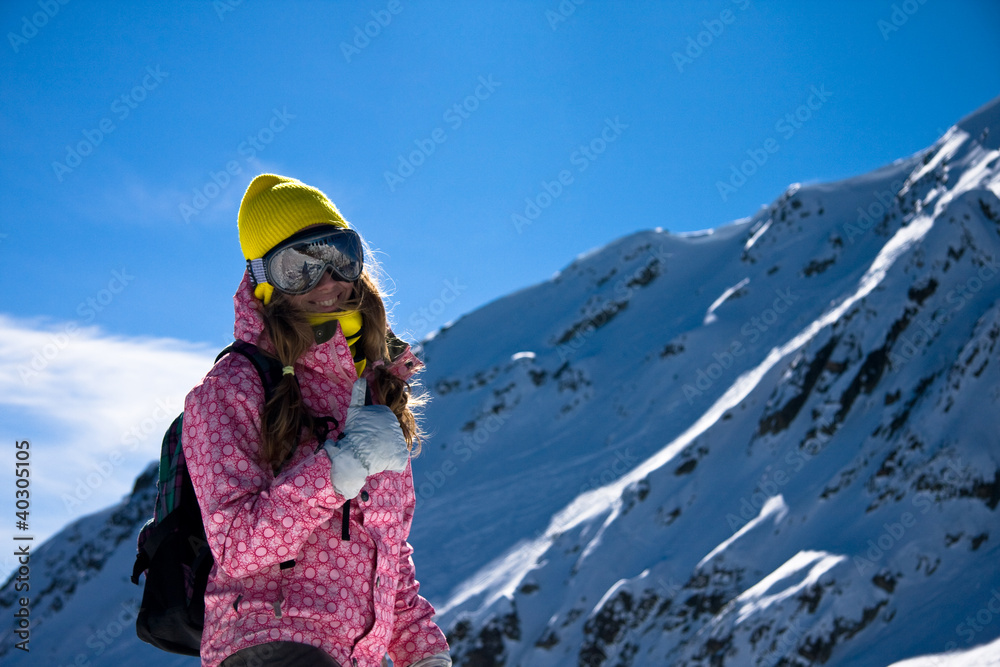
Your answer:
[182,174,451,667]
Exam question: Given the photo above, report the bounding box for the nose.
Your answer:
[314,267,353,290]
[316,268,340,287]
[315,269,336,287]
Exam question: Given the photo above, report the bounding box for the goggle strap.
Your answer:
[248,258,268,287]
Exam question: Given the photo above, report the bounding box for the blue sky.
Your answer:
[1,0,998,579]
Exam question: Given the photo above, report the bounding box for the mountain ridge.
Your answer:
[2,95,998,666]
[413,94,1000,666]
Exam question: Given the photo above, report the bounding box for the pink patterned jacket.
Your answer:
[182,274,448,667]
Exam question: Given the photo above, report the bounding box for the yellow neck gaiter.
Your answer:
[306,310,366,376]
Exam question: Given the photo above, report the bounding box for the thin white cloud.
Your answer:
[0,313,218,577]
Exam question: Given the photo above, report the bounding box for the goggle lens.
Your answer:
[259,228,364,294]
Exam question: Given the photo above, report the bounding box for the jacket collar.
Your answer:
[232,272,354,382]
[231,272,422,384]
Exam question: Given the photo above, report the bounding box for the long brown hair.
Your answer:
[257,267,425,473]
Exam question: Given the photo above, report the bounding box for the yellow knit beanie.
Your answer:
[238,174,349,303]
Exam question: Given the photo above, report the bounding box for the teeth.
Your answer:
[315,299,336,307]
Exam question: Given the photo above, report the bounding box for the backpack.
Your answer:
[130,340,285,656]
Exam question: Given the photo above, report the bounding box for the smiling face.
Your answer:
[271,223,358,312]
[283,269,355,313]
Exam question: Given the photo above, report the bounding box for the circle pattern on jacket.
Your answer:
[184,277,447,667]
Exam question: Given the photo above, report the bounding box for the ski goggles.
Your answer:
[247,226,364,295]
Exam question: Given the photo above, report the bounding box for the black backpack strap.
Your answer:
[312,416,341,445]
[131,524,153,584]
[220,340,284,404]
[220,341,342,473]
[339,380,374,542]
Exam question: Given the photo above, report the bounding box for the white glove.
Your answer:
[408,653,452,667]
[323,378,409,498]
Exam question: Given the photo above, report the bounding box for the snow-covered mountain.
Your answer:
[3,96,999,666]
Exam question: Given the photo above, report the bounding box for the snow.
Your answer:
[422,94,1000,666]
[699,494,788,568]
[3,95,1000,667]
[734,550,846,624]
[888,636,1000,667]
[704,277,750,325]
[743,217,772,252]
